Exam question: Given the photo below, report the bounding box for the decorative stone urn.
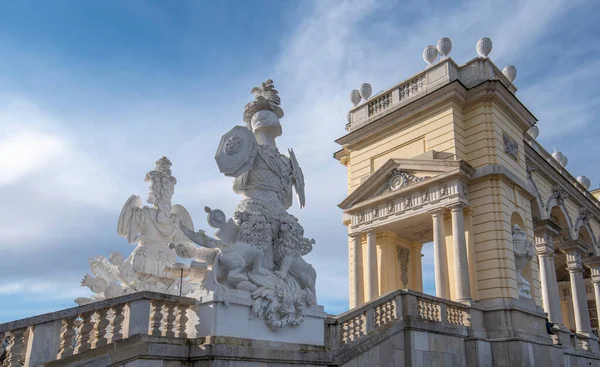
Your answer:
[512,224,534,299]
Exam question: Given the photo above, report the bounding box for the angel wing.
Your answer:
[172,204,195,242]
[288,148,305,208]
[117,195,143,243]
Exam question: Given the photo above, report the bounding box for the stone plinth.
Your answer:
[195,290,327,346]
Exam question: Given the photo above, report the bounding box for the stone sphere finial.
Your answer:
[423,45,438,65]
[437,37,452,58]
[350,89,361,106]
[477,37,492,58]
[359,83,372,100]
[503,65,517,83]
[552,149,564,164]
[577,175,591,190]
[527,126,539,139]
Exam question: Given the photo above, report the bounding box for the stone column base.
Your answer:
[551,324,573,347]
[194,290,327,346]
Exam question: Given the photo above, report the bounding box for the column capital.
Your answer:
[534,242,555,257]
[348,231,364,239]
[448,202,467,212]
[562,243,585,272]
[429,207,448,217]
[534,219,562,238]
[584,256,600,279]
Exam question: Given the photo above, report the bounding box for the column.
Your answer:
[451,204,471,302]
[593,278,600,330]
[365,230,378,302]
[583,257,600,332]
[534,235,563,324]
[350,233,362,308]
[565,248,592,334]
[431,209,450,299]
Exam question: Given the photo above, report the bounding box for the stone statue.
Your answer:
[76,157,198,305]
[176,80,318,328]
[512,224,534,299]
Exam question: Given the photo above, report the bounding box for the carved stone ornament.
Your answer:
[372,207,379,218]
[525,158,537,178]
[358,212,365,223]
[376,169,429,196]
[387,202,395,214]
[77,81,318,331]
[421,190,430,204]
[397,247,410,287]
[404,196,413,209]
[440,184,448,197]
[178,80,316,329]
[76,157,202,306]
[546,185,569,211]
[503,132,518,161]
[577,208,591,227]
[215,126,258,177]
[512,224,534,299]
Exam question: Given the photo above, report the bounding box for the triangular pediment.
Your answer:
[338,158,474,210]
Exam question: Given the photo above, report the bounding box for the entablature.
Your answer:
[524,140,600,221]
[339,158,473,234]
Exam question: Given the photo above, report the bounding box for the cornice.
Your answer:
[525,143,600,220]
[335,81,468,148]
[464,80,537,131]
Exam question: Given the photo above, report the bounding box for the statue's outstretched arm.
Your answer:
[179,222,222,248]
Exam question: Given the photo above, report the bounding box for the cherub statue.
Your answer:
[117,157,194,286]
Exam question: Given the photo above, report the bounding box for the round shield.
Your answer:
[215,126,257,177]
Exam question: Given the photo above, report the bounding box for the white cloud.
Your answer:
[269,0,577,311]
[0,0,595,321]
[0,131,66,185]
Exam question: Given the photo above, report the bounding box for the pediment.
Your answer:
[338,158,474,210]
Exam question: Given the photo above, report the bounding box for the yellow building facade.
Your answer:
[334,55,600,346]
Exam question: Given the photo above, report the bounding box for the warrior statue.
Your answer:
[118,157,194,284]
[176,80,317,328]
[76,157,196,305]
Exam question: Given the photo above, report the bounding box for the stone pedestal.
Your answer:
[195,290,327,346]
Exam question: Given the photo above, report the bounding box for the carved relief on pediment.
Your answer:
[375,169,430,197]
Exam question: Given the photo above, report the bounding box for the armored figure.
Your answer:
[178,80,317,328]
[77,158,196,305]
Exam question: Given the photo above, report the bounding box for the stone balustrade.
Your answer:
[346,57,516,132]
[524,133,600,209]
[326,289,471,352]
[0,292,195,367]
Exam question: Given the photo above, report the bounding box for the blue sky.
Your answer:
[1,0,599,323]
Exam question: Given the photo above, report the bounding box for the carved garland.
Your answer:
[397,247,410,287]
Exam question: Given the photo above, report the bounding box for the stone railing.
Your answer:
[346,57,517,131]
[0,292,195,367]
[325,289,471,352]
[523,133,600,210]
[368,91,392,116]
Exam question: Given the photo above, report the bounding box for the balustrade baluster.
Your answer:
[111,303,126,342]
[74,311,95,354]
[57,317,77,359]
[94,308,110,347]
[164,303,177,338]
[150,301,164,336]
[176,304,189,338]
[2,328,28,367]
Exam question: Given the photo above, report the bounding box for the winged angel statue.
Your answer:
[76,157,199,305]
[172,80,318,328]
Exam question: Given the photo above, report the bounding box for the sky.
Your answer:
[1,0,599,323]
